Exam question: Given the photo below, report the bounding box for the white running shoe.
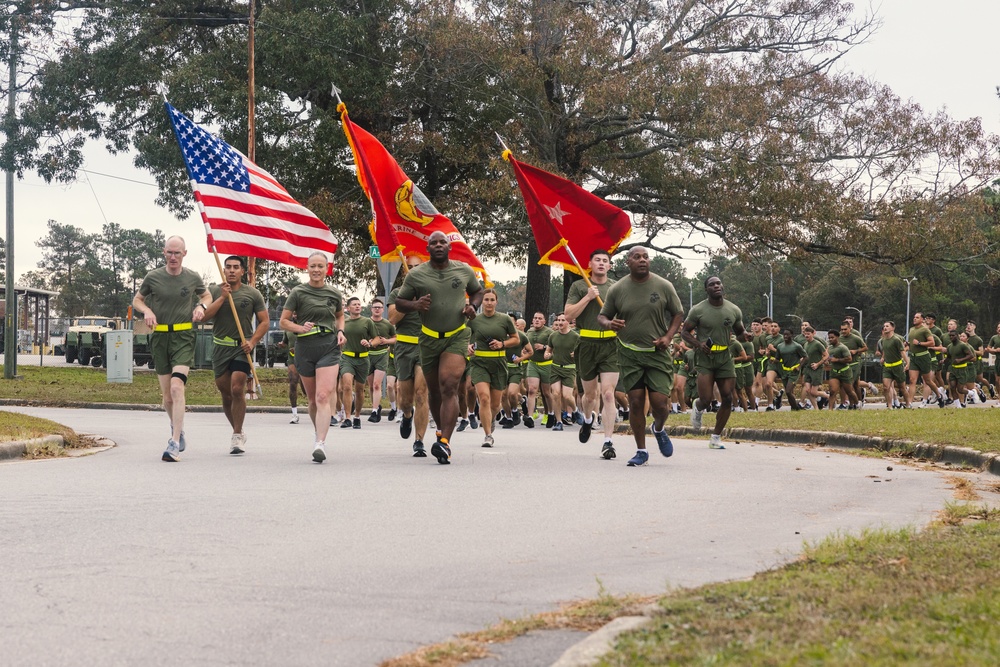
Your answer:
[709,434,726,449]
[312,442,326,463]
[230,432,246,455]
[690,401,704,429]
[290,414,299,424]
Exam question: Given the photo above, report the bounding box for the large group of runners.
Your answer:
[132,234,1000,467]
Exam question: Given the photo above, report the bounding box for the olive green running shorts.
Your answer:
[151,330,196,375]
[526,360,553,384]
[550,364,577,388]
[418,328,471,374]
[693,349,736,379]
[293,333,340,378]
[576,339,618,382]
[470,357,508,390]
[616,344,673,396]
[339,353,370,380]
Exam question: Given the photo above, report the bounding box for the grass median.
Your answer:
[0,365,293,407]
[685,408,1000,454]
[0,410,91,457]
[600,507,1000,666]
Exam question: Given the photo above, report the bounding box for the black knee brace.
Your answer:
[171,372,188,385]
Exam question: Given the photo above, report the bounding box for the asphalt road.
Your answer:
[1,406,956,666]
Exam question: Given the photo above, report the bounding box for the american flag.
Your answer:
[165,102,338,271]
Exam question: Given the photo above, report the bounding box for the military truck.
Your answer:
[65,316,122,366]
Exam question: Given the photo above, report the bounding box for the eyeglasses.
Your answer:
[165,251,184,256]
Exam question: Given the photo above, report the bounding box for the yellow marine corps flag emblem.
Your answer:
[394,180,435,226]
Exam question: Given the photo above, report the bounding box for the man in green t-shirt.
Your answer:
[800,327,831,410]
[204,256,268,455]
[339,297,377,430]
[500,318,533,429]
[545,313,581,432]
[132,235,211,462]
[524,312,553,428]
[907,312,946,407]
[946,330,978,407]
[965,320,993,402]
[365,298,397,423]
[681,276,745,449]
[563,249,619,452]
[877,321,910,409]
[598,246,684,466]
[396,231,485,464]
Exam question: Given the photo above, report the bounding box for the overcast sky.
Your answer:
[5,0,1000,287]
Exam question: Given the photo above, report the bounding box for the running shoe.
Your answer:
[653,428,673,457]
[579,413,595,444]
[545,414,555,429]
[523,415,535,428]
[387,408,397,422]
[690,402,704,429]
[431,439,452,465]
[340,419,352,428]
[230,433,246,456]
[709,434,726,450]
[353,418,361,429]
[457,418,469,432]
[368,408,379,423]
[469,413,479,430]
[175,431,186,453]
[501,417,515,429]
[574,411,585,426]
[400,413,413,439]
[511,411,521,427]
[330,416,340,426]
[162,439,180,462]
[626,450,649,467]
[601,442,616,460]
[312,443,326,463]
[553,422,564,432]
[290,414,300,424]
[412,440,426,457]
[482,434,494,448]
[979,389,988,404]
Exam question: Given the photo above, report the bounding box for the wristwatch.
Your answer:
[198,303,207,311]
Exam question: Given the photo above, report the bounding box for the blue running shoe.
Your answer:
[162,439,180,462]
[626,450,649,467]
[431,440,452,465]
[653,428,673,457]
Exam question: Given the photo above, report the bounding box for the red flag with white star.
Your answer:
[504,152,631,276]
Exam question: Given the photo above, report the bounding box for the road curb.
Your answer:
[616,423,1000,476]
[0,399,313,414]
[0,435,63,461]
[550,615,651,667]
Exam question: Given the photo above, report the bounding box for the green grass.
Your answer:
[0,410,77,443]
[0,365,295,407]
[600,515,1000,666]
[694,408,1000,453]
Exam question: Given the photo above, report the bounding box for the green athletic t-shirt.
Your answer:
[388,287,421,338]
[284,283,343,331]
[549,329,581,366]
[139,267,207,325]
[343,315,377,354]
[527,326,553,362]
[600,273,683,350]
[880,334,906,365]
[684,299,743,348]
[741,338,754,362]
[967,334,984,357]
[946,341,975,364]
[774,341,806,367]
[566,278,615,332]
[753,333,769,361]
[765,333,783,359]
[840,333,865,359]
[370,318,396,352]
[397,260,482,334]
[469,312,516,351]
[208,284,265,341]
[989,334,1000,352]
[907,324,932,352]
[727,338,744,362]
[803,339,827,365]
[828,343,851,371]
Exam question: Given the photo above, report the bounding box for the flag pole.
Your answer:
[499,139,603,307]
[246,0,258,288]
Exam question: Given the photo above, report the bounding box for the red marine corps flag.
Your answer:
[338,102,490,284]
[165,102,338,274]
[503,149,631,277]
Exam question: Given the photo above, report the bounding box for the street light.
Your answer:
[845,307,862,340]
[762,293,770,318]
[786,313,802,325]
[768,263,774,319]
[903,276,917,327]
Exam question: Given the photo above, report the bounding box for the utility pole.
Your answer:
[4,17,17,379]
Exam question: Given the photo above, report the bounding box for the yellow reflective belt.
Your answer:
[884,360,903,367]
[553,363,577,369]
[709,344,729,352]
[342,350,369,358]
[952,362,968,368]
[154,322,193,332]
[912,351,929,357]
[396,333,419,344]
[579,329,616,339]
[619,341,656,353]
[368,348,389,356]
[213,336,238,347]
[782,364,800,371]
[474,350,505,357]
[534,360,553,366]
[733,362,751,368]
[298,326,333,338]
[421,323,466,339]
